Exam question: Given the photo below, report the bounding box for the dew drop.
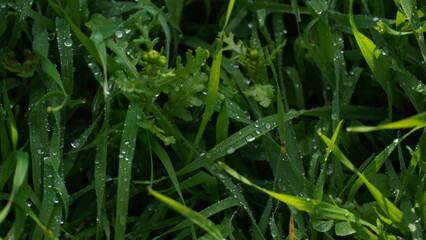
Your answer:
[64,38,73,47]
[264,123,271,130]
[245,135,255,142]
[408,223,417,232]
[226,147,235,154]
[115,30,124,38]
[71,140,80,148]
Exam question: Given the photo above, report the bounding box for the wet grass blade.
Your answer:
[318,132,409,237]
[348,0,393,118]
[186,0,235,163]
[147,187,225,240]
[94,138,111,240]
[179,110,304,176]
[114,101,144,239]
[47,0,100,63]
[151,137,185,203]
[39,54,67,95]
[55,17,74,94]
[0,151,28,224]
[159,196,240,237]
[347,112,426,132]
[179,114,278,175]
[399,0,426,63]
[218,161,379,233]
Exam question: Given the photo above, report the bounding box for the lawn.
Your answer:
[1,0,426,239]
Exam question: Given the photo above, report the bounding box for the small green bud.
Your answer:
[249,49,259,59]
[158,56,167,66]
[147,50,160,63]
[142,52,148,61]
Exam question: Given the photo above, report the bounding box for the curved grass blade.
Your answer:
[0,192,58,240]
[347,112,426,132]
[348,0,393,118]
[179,114,278,176]
[318,132,409,237]
[179,110,303,176]
[398,0,426,63]
[114,101,144,239]
[158,196,240,237]
[0,151,29,224]
[151,137,185,204]
[218,162,380,234]
[147,187,225,240]
[348,126,421,200]
[2,86,17,149]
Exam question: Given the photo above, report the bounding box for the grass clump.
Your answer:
[1,0,426,239]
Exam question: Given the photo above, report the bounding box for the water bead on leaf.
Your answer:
[64,39,73,47]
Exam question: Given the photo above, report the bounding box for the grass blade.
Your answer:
[179,114,277,175]
[347,112,426,132]
[114,101,144,239]
[186,0,235,163]
[159,196,240,237]
[151,137,185,204]
[0,151,29,224]
[147,187,225,240]
[349,0,393,118]
[55,17,74,94]
[94,138,111,240]
[218,161,378,232]
[47,0,100,63]
[318,132,408,236]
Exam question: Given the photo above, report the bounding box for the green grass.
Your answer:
[1,0,426,239]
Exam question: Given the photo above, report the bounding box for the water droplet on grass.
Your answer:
[408,223,417,232]
[71,141,80,148]
[64,39,73,47]
[115,30,124,38]
[245,135,255,142]
[226,147,235,154]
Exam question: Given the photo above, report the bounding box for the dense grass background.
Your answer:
[1,0,426,239]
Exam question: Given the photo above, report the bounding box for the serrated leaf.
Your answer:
[244,84,275,108]
[163,72,208,121]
